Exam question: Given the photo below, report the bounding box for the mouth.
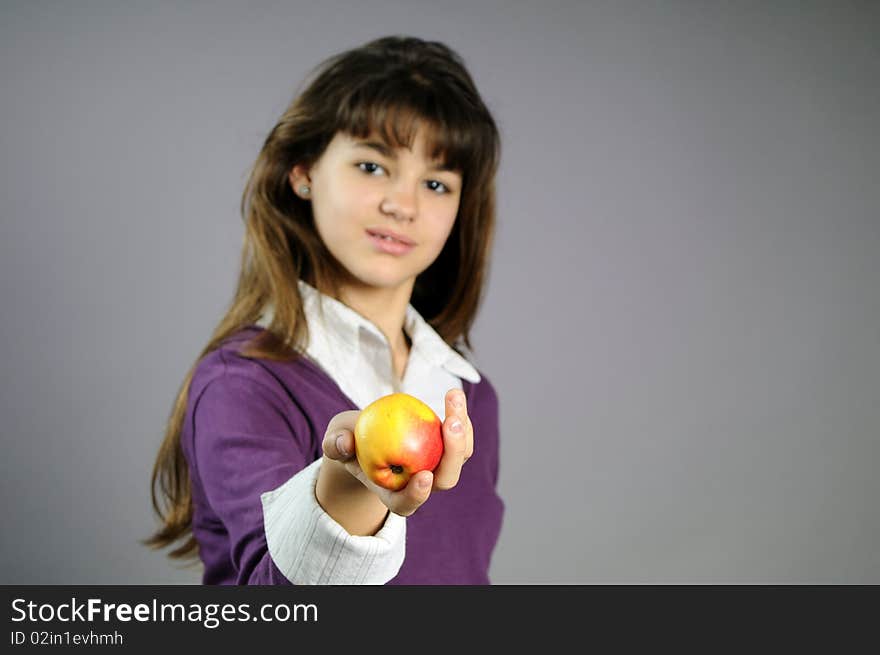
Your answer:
[365,229,416,255]
[365,228,416,246]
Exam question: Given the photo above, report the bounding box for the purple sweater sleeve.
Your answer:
[188,370,311,584]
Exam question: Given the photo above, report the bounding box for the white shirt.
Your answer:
[258,280,481,584]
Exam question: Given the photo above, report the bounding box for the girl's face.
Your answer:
[289,128,463,294]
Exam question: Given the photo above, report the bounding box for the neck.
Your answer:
[336,279,414,354]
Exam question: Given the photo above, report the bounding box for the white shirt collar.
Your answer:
[254,280,480,413]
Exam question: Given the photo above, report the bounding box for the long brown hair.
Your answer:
[144,35,501,560]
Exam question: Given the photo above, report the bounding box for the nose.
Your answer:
[380,181,417,223]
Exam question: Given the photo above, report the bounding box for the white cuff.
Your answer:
[260,458,406,584]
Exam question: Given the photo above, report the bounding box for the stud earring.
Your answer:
[300,185,310,196]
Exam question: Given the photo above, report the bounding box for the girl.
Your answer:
[145,35,504,584]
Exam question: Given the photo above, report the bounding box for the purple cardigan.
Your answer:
[180,327,504,584]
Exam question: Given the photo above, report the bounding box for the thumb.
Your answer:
[322,409,361,461]
[322,427,356,461]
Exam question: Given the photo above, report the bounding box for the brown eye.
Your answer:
[427,180,450,194]
[357,162,385,175]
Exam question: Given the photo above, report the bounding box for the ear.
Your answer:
[289,164,312,199]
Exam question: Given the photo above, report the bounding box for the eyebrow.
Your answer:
[353,140,459,173]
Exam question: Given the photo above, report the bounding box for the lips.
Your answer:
[366,229,416,256]
[365,227,416,246]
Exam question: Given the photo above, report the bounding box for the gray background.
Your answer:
[1,0,877,584]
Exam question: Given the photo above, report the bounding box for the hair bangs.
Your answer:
[336,80,483,179]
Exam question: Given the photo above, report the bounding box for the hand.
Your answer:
[321,389,474,517]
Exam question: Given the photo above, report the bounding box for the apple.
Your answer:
[353,392,444,491]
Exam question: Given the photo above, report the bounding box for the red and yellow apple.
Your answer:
[353,392,444,491]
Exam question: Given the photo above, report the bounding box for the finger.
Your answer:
[322,410,360,461]
[462,415,474,462]
[322,429,355,461]
[341,464,433,517]
[431,414,468,490]
[445,388,466,415]
[445,389,473,462]
[387,471,434,517]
